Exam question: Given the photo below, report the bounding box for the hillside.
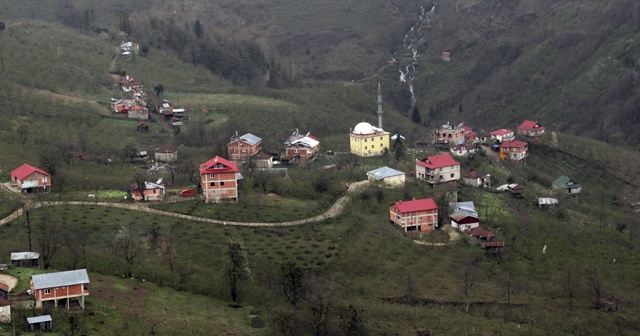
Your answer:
[1,8,640,336]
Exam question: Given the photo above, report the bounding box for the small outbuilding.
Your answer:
[136,122,150,132]
[26,315,52,332]
[552,175,581,195]
[367,166,405,187]
[11,252,39,268]
[154,146,178,163]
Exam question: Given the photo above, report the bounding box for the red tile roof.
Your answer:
[464,170,488,179]
[199,156,238,174]
[11,163,50,180]
[393,198,438,213]
[416,154,460,169]
[468,227,494,238]
[500,140,528,148]
[518,120,544,131]
[461,125,473,133]
[490,129,513,136]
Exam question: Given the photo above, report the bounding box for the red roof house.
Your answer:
[11,164,51,193]
[389,198,438,232]
[489,129,514,142]
[517,120,545,137]
[500,140,528,161]
[468,227,495,241]
[199,156,240,203]
[415,154,461,185]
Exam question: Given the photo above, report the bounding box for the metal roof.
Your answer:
[367,166,404,180]
[239,133,262,146]
[11,252,39,261]
[27,315,52,324]
[31,269,89,290]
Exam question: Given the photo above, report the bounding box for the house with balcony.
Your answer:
[434,123,466,147]
[11,164,51,193]
[489,129,514,142]
[283,130,320,164]
[415,153,461,186]
[389,198,438,232]
[30,269,90,310]
[199,156,239,203]
[500,140,528,161]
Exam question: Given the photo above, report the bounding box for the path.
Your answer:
[0,181,371,228]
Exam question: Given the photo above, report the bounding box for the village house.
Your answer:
[127,104,149,120]
[552,175,582,195]
[200,156,239,203]
[462,170,490,188]
[11,252,39,268]
[228,132,263,163]
[119,75,143,92]
[450,144,476,156]
[120,41,140,54]
[489,129,514,142]
[414,137,430,148]
[172,108,186,119]
[465,131,478,144]
[518,120,545,137]
[477,131,491,143]
[11,164,51,193]
[111,98,135,113]
[154,146,178,163]
[283,130,320,164]
[441,51,451,61]
[389,198,439,232]
[349,121,390,157]
[508,184,524,197]
[467,227,495,242]
[415,153,461,186]
[538,197,559,209]
[449,201,479,231]
[367,166,405,187]
[500,139,528,161]
[251,152,274,168]
[26,315,53,332]
[434,123,466,146]
[131,181,165,201]
[30,269,90,310]
[130,151,149,164]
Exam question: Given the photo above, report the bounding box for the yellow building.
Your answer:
[350,122,390,157]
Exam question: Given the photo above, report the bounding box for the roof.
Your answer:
[484,241,505,248]
[501,140,528,148]
[231,133,262,146]
[449,201,476,214]
[143,182,165,190]
[11,252,39,261]
[461,125,473,133]
[137,122,149,127]
[31,269,90,290]
[464,170,488,179]
[253,152,272,160]
[155,146,177,153]
[367,166,405,180]
[518,120,544,131]
[27,315,52,324]
[416,154,460,169]
[11,164,50,180]
[199,156,238,174]
[393,198,438,213]
[553,175,581,188]
[538,197,559,205]
[414,138,430,144]
[468,227,494,238]
[288,136,319,148]
[490,129,513,136]
[450,213,479,222]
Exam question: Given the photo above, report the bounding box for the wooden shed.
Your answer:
[26,315,52,332]
[11,252,39,268]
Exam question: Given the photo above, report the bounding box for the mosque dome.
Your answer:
[353,122,377,135]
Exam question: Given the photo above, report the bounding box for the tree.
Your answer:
[17,124,29,144]
[39,146,61,176]
[459,256,481,312]
[226,239,250,304]
[392,133,406,163]
[281,262,305,308]
[0,22,5,32]
[154,84,165,101]
[37,214,66,269]
[341,305,368,336]
[61,142,75,167]
[194,19,204,39]
[113,223,149,277]
[411,106,421,124]
[336,153,360,173]
[118,10,132,35]
[132,170,148,201]
[77,126,89,152]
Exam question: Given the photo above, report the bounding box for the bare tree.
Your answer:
[226,239,250,304]
[565,267,578,311]
[132,170,148,201]
[155,224,179,287]
[253,170,271,193]
[39,146,61,176]
[17,124,29,144]
[336,153,360,173]
[178,159,198,184]
[585,265,603,307]
[61,142,75,167]
[113,223,149,277]
[459,257,481,312]
[77,126,89,152]
[18,198,36,251]
[37,213,66,269]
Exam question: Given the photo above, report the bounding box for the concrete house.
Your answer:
[415,153,461,186]
[11,164,51,193]
[389,198,438,232]
[489,129,514,142]
[228,132,262,163]
[518,120,545,137]
[154,146,178,163]
[434,123,466,146]
[449,201,479,231]
[462,170,490,188]
[131,181,166,201]
[367,166,405,187]
[500,140,528,161]
[200,156,239,203]
[283,130,320,164]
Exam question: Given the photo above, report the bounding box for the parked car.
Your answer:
[179,189,198,196]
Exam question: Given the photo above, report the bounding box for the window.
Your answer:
[364,139,367,142]
[220,182,225,186]
[210,182,215,187]
[232,155,236,159]
[210,190,216,195]
[44,289,51,295]
[214,164,224,169]
[371,138,374,141]
[380,137,383,140]
[42,177,48,183]
[450,173,454,178]
[364,146,367,150]
[242,149,247,153]
[209,174,215,178]
[371,144,375,148]
[242,155,246,159]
